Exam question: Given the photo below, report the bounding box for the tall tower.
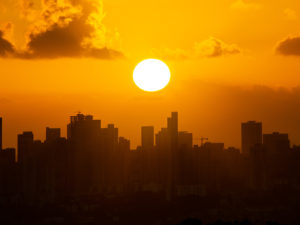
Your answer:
[166,112,178,200]
[0,117,2,150]
[141,126,154,149]
[241,121,262,155]
[67,113,101,195]
[167,112,178,152]
[18,132,34,163]
[17,131,34,202]
[67,114,101,141]
[101,124,118,152]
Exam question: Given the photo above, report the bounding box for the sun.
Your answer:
[133,59,171,92]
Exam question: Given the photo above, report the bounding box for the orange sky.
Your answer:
[1,0,300,149]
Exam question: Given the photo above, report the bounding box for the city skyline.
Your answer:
[0,112,296,151]
[1,0,300,154]
[1,0,300,224]
[0,111,298,224]
[0,112,294,158]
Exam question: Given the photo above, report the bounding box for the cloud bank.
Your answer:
[276,36,300,56]
[0,30,15,56]
[0,0,123,59]
[177,82,300,147]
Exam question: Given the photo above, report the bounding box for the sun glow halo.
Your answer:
[133,59,171,92]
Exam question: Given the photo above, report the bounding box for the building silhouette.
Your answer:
[46,127,61,142]
[241,121,262,154]
[141,126,154,149]
[178,131,193,150]
[0,117,2,150]
[18,131,34,163]
[0,113,298,224]
[67,113,101,195]
[263,132,290,154]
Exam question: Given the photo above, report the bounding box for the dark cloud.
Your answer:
[27,20,88,58]
[1,0,123,59]
[276,36,300,56]
[0,30,15,56]
[25,16,112,59]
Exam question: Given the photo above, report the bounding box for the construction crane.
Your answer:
[193,137,208,147]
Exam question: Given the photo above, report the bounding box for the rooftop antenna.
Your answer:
[193,137,208,147]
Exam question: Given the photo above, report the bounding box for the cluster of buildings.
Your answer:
[0,113,299,205]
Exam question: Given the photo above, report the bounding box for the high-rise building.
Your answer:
[249,144,267,190]
[168,112,178,138]
[141,126,154,149]
[46,127,61,142]
[67,114,101,195]
[263,132,290,153]
[101,124,122,193]
[18,132,34,163]
[202,142,224,155]
[167,112,179,153]
[156,128,168,149]
[0,117,2,150]
[119,137,130,152]
[178,131,193,149]
[101,124,118,152]
[67,114,101,141]
[0,148,16,163]
[241,121,262,155]
[166,112,178,200]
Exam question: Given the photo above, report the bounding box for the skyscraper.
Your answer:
[101,124,118,152]
[67,114,101,141]
[0,117,2,150]
[119,137,130,152]
[167,112,178,154]
[141,126,154,149]
[101,124,119,192]
[166,112,178,200]
[17,132,34,163]
[67,113,101,195]
[241,121,262,155]
[156,128,168,149]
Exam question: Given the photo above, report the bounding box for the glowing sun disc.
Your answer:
[133,59,171,92]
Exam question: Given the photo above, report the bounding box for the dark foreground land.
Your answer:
[0,191,296,225]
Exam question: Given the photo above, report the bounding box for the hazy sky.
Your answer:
[1,0,300,149]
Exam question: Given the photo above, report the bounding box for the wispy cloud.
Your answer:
[230,0,262,11]
[283,8,298,21]
[151,37,241,60]
[194,37,241,58]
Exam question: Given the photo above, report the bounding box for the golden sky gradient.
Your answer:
[1,0,300,149]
